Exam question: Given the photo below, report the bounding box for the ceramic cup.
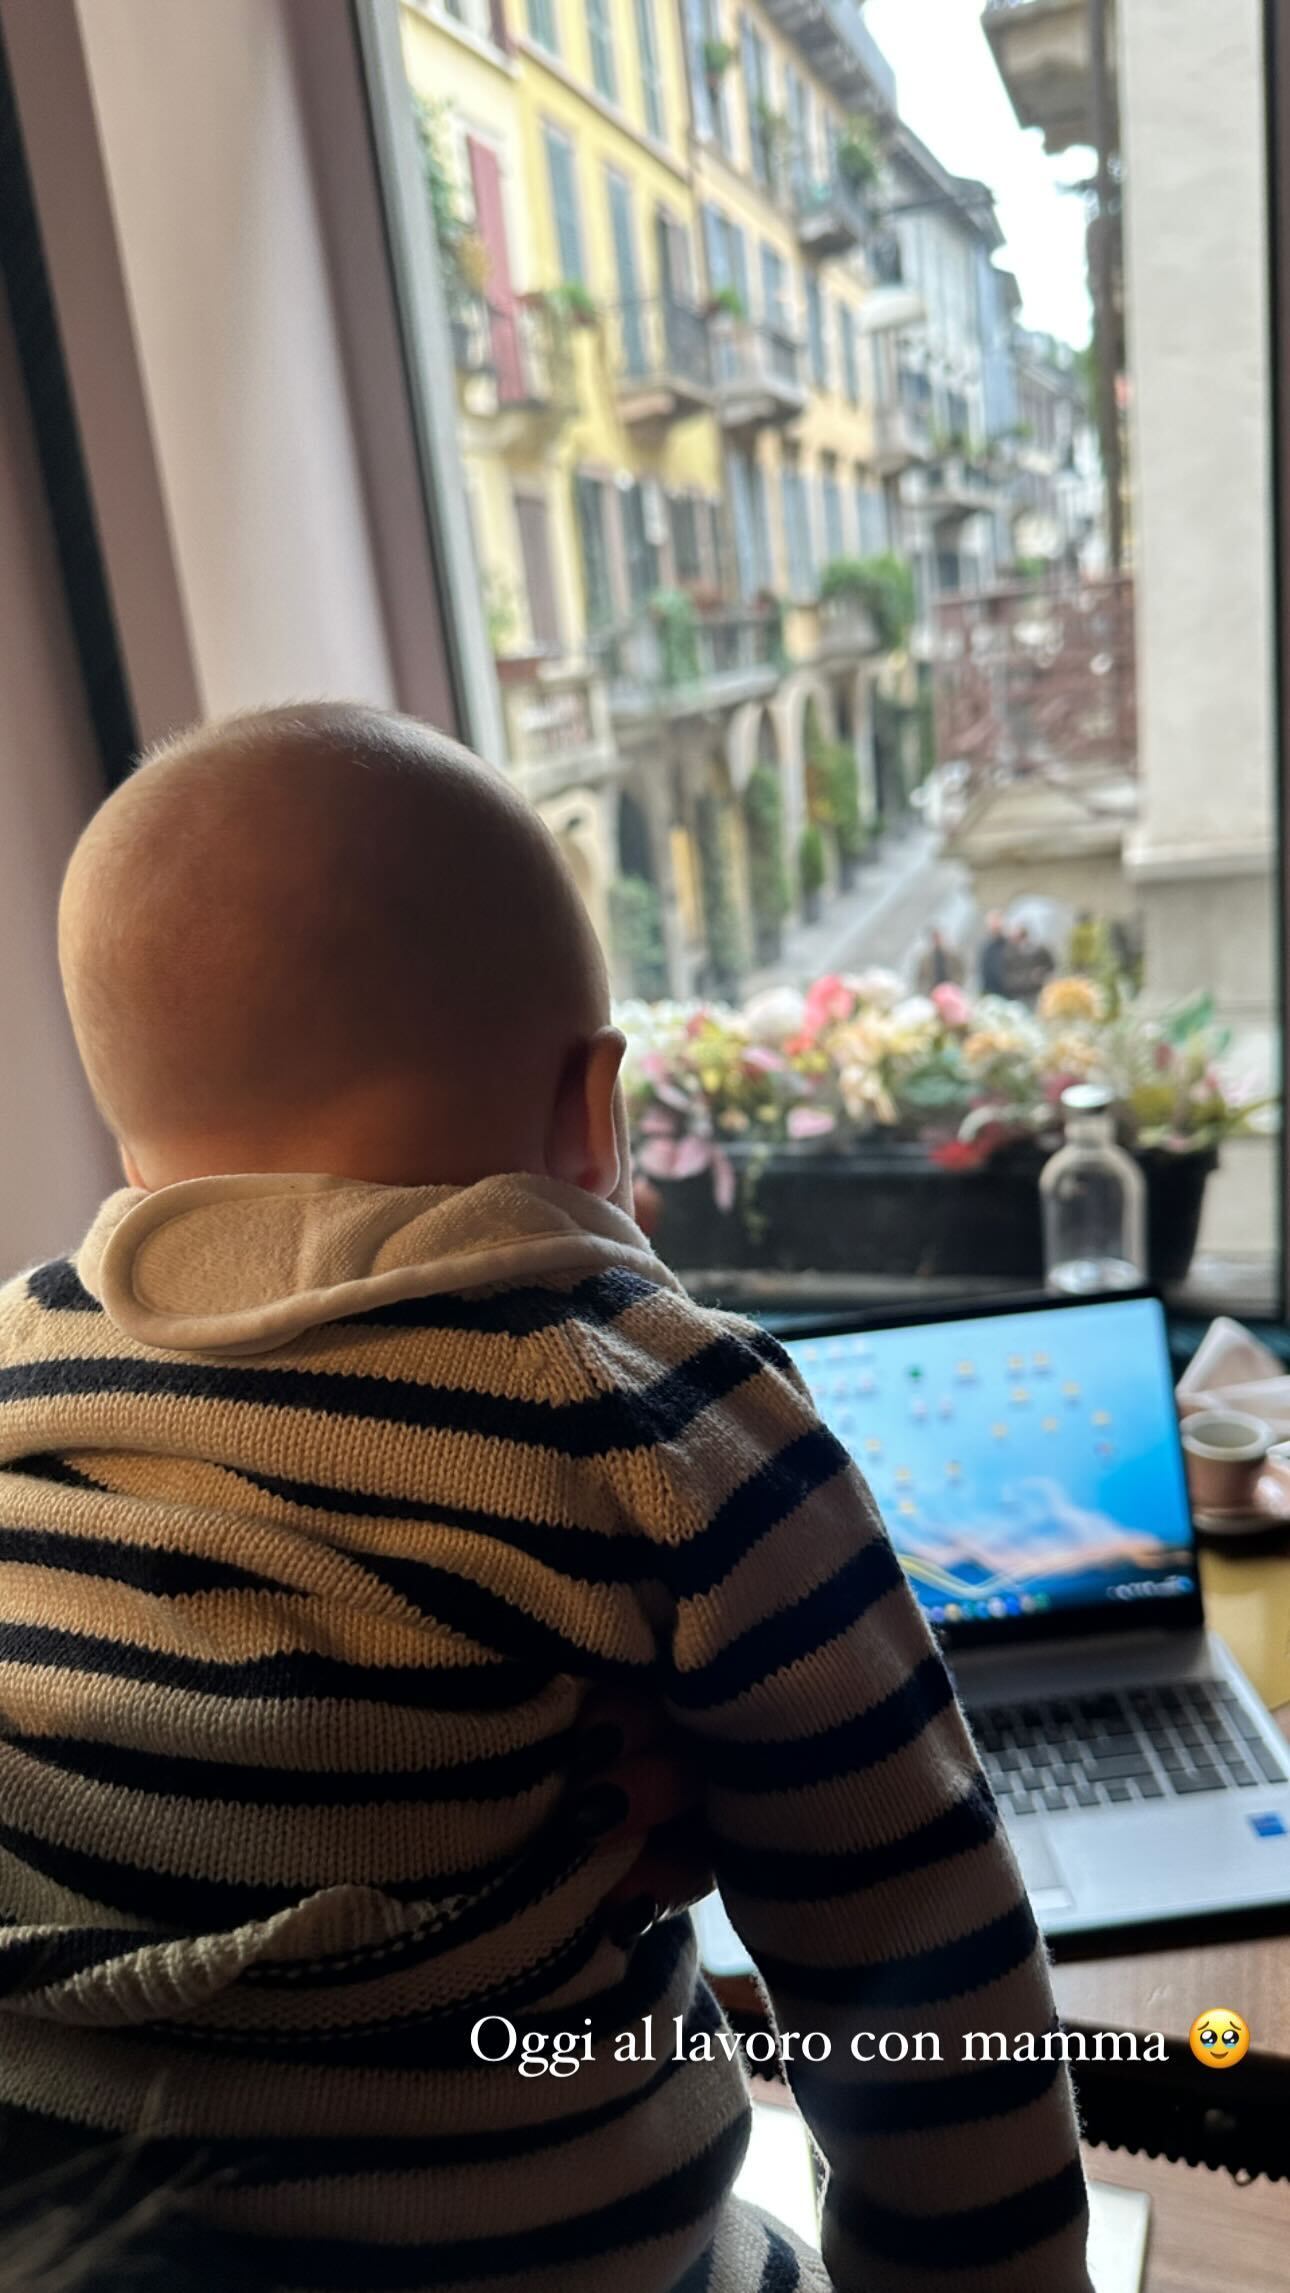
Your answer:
[1181,1410,1279,1515]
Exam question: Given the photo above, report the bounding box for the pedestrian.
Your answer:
[1003,922,1056,1004]
[916,924,963,993]
[979,908,1011,996]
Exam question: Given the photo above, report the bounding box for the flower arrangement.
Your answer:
[621,975,1266,1206]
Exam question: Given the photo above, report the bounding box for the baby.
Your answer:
[0,704,1092,2293]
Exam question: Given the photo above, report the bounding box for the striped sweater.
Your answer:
[0,1173,1091,2293]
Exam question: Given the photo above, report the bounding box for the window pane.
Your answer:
[586,0,617,105]
[393,0,1283,1314]
[528,0,558,55]
[634,0,665,140]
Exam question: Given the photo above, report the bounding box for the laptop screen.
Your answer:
[785,1295,1200,1651]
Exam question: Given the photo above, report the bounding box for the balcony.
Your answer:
[983,0,1115,158]
[596,604,782,723]
[450,292,576,447]
[792,594,882,665]
[609,296,714,430]
[712,320,808,433]
[920,452,1001,520]
[872,398,931,475]
[794,171,871,260]
[500,661,618,805]
[759,0,897,113]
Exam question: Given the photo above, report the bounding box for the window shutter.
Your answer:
[515,492,561,649]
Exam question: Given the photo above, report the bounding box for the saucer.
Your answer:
[1192,1454,1290,1537]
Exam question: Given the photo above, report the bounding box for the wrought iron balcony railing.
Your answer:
[794,171,871,259]
[449,292,576,422]
[608,295,713,392]
[595,604,782,716]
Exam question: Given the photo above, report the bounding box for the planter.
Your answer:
[648,1141,1216,1287]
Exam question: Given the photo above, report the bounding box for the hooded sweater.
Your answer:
[0,1173,1091,2293]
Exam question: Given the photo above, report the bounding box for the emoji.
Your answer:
[1189,2008,1250,2069]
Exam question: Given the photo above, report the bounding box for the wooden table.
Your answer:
[705,1545,1290,2286]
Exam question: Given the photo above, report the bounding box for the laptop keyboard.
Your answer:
[971,1678,1288,1817]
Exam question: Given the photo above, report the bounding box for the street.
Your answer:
[745,823,979,999]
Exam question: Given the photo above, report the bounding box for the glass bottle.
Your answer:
[1040,1084,1147,1295]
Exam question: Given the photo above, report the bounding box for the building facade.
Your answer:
[400,0,1095,1005]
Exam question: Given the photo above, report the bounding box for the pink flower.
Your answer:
[801,974,855,1038]
[931,982,972,1029]
[786,1105,837,1142]
[637,1135,712,1182]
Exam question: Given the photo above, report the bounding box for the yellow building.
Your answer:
[400,0,909,999]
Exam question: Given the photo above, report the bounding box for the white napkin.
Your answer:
[1177,1314,1290,1436]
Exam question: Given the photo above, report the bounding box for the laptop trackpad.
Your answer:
[1012,1825,1075,1916]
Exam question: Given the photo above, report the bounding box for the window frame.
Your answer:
[348,0,1290,1321]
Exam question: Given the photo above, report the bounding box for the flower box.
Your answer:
[647,1139,1217,1288]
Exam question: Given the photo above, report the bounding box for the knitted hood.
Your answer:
[76,1171,682,1356]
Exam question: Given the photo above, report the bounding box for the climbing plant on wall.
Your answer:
[744,762,790,964]
[609,875,669,1001]
[695,795,746,1000]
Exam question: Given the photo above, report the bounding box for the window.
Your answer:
[760,244,788,336]
[855,469,888,557]
[670,494,702,582]
[785,67,810,199]
[528,0,559,54]
[728,446,771,597]
[685,0,729,150]
[805,271,827,389]
[544,125,584,284]
[634,0,665,140]
[781,458,814,599]
[389,1,1285,1313]
[621,480,660,604]
[586,0,616,104]
[574,474,615,628]
[819,454,844,564]
[742,20,772,188]
[704,202,749,312]
[514,490,562,647]
[838,301,859,404]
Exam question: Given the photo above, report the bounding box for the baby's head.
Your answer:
[59,702,626,1198]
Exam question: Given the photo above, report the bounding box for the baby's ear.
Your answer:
[549,1028,626,1200]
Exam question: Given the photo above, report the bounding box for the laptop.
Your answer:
[779,1290,1290,1941]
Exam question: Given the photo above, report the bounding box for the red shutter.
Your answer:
[467,137,524,402]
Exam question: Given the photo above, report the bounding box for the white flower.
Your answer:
[743,985,808,1046]
[890,995,938,1031]
[846,968,905,1012]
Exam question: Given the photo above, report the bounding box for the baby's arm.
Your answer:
[594,1306,1093,2293]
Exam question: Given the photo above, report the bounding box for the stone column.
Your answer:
[1119,0,1275,1031]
